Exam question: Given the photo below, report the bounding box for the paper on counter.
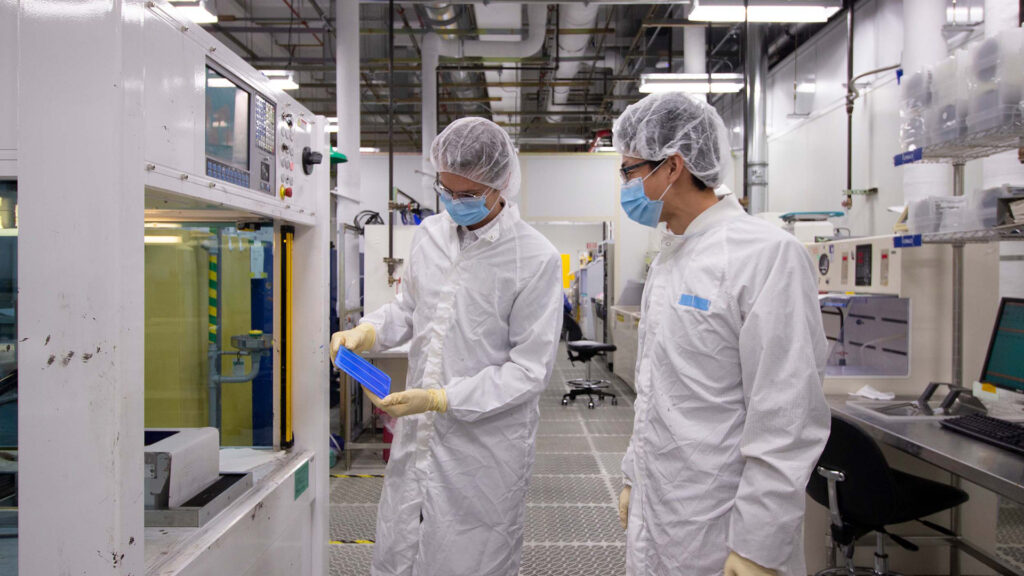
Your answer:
[849,385,896,401]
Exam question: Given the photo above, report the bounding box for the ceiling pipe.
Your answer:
[436,3,548,60]
[547,2,600,122]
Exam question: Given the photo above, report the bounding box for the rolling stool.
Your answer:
[806,416,969,575]
[560,314,617,409]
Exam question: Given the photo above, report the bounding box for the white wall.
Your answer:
[352,152,653,301]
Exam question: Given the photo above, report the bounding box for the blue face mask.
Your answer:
[439,191,495,226]
[620,160,669,228]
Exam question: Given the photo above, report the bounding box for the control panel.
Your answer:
[254,94,276,195]
[278,112,297,199]
[806,235,904,296]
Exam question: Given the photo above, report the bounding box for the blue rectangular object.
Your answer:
[678,293,711,311]
[893,148,923,167]
[893,234,922,248]
[334,347,391,399]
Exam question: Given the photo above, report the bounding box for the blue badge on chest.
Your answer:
[678,293,711,311]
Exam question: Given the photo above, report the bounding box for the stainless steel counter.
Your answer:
[829,395,1024,503]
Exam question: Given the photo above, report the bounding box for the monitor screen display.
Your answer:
[205,67,250,170]
[982,299,1024,393]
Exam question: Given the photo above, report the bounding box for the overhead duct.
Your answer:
[546,3,600,121]
[421,3,548,193]
[437,3,548,60]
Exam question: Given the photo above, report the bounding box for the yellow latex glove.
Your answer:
[362,387,387,411]
[330,323,376,358]
[618,485,631,530]
[380,389,447,418]
[724,551,777,576]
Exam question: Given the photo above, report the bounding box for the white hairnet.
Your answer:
[612,92,731,190]
[430,117,521,200]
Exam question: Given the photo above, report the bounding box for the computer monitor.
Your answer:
[204,62,277,194]
[980,297,1024,394]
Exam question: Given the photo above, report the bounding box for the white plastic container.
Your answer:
[907,197,940,234]
[908,196,971,234]
[927,50,970,146]
[967,27,1024,134]
[967,186,1002,230]
[899,69,933,151]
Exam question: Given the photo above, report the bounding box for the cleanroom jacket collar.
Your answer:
[662,192,745,245]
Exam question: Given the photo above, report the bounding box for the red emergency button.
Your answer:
[284,187,293,198]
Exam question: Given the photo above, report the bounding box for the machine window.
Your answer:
[144,220,275,447]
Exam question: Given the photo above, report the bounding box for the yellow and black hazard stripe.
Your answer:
[331,474,385,479]
[330,539,375,545]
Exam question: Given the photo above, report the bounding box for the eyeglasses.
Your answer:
[434,179,490,201]
[619,160,660,183]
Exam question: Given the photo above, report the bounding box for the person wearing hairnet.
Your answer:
[330,117,564,576]
[611,91,830,576]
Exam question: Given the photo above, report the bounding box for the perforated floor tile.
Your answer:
[330,476,384,504]
[329,543,374,575]
[330,505,377,542]
[995,546,1024,574]
[999,500,1024,544]
[519,544,627,575]
[595,453,629,478]
[532,452,602,476]
[524,506,625,544]
[583,420,635,436]
[590,435,632,454]
[534,434,593,454]
[527,475,613,505]
[537,420,586,436]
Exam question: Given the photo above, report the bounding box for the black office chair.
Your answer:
[807,416,969,575]
[560,314,617,409]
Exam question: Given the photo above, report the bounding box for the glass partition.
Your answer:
[144,220,275,447]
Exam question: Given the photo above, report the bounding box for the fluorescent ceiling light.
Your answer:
[360,147,380,153]
[168,0,217,23]
[747,5,841,22]
[262,70,300,91]
[640,73,744,94]
[144,235,183,245]
[594,146,619,153]
[144,222,183,229]
[327,117,338,123]
[326,124,339,133]
[795,82,817,93]
[688,0,746,21]
[268,78,299,91]
[688,0,840,23]
[518,137,589,145]
[207,78,234,89]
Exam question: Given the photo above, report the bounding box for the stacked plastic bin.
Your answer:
[899,27,1024,151]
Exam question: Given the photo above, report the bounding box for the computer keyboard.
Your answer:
[940,413,1024,457]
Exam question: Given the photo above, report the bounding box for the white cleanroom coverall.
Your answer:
[361,204,563,576]
[622,193,830,575]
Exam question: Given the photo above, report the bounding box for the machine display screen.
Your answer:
[855,244,872,287]
[205,67,250,170]
[982,299,1024,393]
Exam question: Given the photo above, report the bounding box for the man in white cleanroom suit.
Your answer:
[612,92,830,576]
[330,117,564,576]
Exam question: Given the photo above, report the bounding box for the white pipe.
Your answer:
[684,25,707,102]
[901,0,951,205]
[683,26,706,74]
[336,0,361,200]
[438,3,547,59]
[421,33,440,197]
[553,3,599,107]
